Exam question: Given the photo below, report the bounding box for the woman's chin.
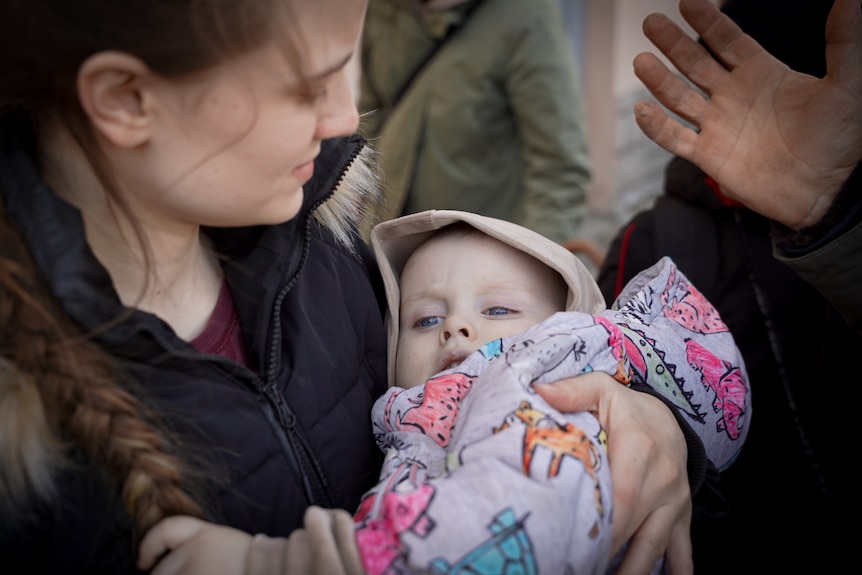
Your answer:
[256,190,305,225]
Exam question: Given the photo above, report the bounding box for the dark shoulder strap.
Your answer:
[383,0,487,120]
[653,195,720,299]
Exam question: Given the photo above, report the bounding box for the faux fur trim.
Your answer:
[313,145,383,249]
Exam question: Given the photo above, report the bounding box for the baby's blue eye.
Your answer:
[417,316,442,328]
[486,307,512,316]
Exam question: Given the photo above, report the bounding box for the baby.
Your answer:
[359,209,748,574]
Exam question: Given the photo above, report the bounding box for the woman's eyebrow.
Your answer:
[307,53,353,81]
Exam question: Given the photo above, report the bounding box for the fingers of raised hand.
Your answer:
[827,0,862,92]
[633,99,699,161]
[633,54,709,128]
[641,9,727,94]
[678,0,766,74]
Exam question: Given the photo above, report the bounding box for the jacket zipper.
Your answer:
[179,349,324,507]
[261,378,325,507]
[142,138,365,510]
[259,138,366,508]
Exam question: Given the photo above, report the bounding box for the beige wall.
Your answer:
[584,0,700,210]
[577,0,716,250]
[612,0,694,95]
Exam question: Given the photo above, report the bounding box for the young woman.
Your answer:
[0,2,387,572]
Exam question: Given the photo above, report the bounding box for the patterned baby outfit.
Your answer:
[355,258,749,574]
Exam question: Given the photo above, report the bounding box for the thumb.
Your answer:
[532,371,613,414]
[138,515,203,570]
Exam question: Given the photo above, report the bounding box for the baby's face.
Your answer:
[395,232,566,389]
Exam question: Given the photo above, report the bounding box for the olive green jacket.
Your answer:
[776,218,862,335]
[770,162,862,335]
[359,0,591,243]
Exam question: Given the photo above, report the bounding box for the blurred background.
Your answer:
[559,0,702,254]
[350,0,709,259]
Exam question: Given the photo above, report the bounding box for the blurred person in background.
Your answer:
[357,0,592,245]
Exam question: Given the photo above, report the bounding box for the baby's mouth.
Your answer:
[436,351,469,374]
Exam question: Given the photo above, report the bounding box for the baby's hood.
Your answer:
[371,209,606,387]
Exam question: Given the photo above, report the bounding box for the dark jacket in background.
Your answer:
[600,1,860,569]
[598,155,857,572]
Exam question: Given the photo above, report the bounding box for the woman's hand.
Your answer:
[633,0,862,230]
[535,372,693,575]
[138,507,365,575]
[138,516,252,575]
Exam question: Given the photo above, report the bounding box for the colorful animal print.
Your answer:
[385,372,475,447]
[685,338,747,440]
[355,464,436,575]
[493,400,604,524]
[661,266,728,334]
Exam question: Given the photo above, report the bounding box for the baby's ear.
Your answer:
[77,51,154,148]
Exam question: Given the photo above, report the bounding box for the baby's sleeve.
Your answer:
[355,339,613,574]
[605,256,751,470]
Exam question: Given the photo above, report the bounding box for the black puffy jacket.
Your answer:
[0,128,388,574]
[598,156,856,573]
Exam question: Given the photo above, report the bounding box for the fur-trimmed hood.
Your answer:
[371,209,606,386]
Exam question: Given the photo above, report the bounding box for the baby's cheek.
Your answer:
[394,345,423,389]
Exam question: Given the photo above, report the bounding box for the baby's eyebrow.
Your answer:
[477,281,532,297]
[400,293,436,309]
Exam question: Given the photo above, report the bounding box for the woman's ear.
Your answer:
[77,51,154,148]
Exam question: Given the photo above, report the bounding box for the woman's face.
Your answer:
[124,0,366,230]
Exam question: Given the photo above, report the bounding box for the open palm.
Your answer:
[633,0,862,230]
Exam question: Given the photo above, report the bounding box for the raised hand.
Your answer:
[633,0,862,230]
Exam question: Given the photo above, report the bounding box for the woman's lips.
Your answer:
[292,160,315,182]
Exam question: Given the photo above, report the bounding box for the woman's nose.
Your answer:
[315,72,360,140]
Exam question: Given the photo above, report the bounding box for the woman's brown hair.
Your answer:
[0,0,303,285]
[0,196,204,543]
[0,0,305,545]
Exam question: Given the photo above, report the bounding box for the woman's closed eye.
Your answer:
[288,77,329,105]
[299,87,328,105]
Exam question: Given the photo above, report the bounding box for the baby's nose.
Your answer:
[442,326,470,341]
[441,316,472,343]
